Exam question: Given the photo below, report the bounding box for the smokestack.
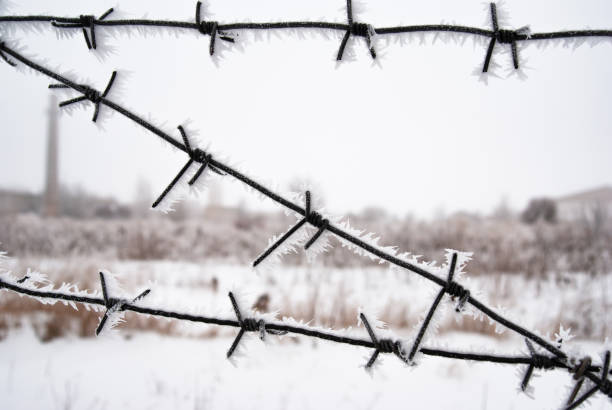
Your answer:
[43,95,59,217]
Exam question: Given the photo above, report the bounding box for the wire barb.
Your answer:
[520,339,556,392]
[51,8,114,50]
[566,351,611,409]
[95,271,151,336]
[482,3,530,72]
[49,71,117,122]
[226,292,287,358]
[151,125,224,209]
[252,191,329,267]
[408,253,468,362]
[195,1,234,56]
[566,356,593,405]
[337,0,376,60]
[360,313,408,368]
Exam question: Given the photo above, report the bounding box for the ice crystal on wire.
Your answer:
[0,259,102,313]
[95,270,150,336]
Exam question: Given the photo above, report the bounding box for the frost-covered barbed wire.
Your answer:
[1,41,611,408]
[0,268,611,409]
[1,1,612,74]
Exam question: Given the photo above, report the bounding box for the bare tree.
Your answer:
[521,198,557,224]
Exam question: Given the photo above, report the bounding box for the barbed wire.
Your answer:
[1,1,612,72]
[0,271,611,405]
[1,38,611,408]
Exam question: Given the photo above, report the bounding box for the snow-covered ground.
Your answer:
[1,329,609,410]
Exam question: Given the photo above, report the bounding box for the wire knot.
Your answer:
[79,15,95,28]
[191,147,211,163]
[496,29,517,44]
[241,317,287,340]
[377,339,395,353]
[445,280,467,299]
[445,278,470,312]
[50,71,117,122]
[377,339,404,356]
[443,254,470,313]
[306,211,327,229]
[241,318,260,332]
[531,353,555,369]
[198,21,217,36]
[350,22,371,37]
[81,85,102,104]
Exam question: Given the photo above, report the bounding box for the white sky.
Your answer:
[1,0,611,218]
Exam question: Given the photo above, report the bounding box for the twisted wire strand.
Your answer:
[0,1,611,68]
[1,41,612,406]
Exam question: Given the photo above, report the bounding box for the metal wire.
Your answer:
[1,1,611,71]
[0,272,610,402]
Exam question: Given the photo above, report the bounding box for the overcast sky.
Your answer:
[1,0,611,218]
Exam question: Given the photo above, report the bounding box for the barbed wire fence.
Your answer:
[1,1,612,408]
[0,41,611,408]
[0,1,611,72]
[0,268,611,409]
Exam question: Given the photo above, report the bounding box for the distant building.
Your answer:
[556,186,612,222]
[0,189,40,216]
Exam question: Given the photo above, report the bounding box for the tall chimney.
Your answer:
[43,95,59,217]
